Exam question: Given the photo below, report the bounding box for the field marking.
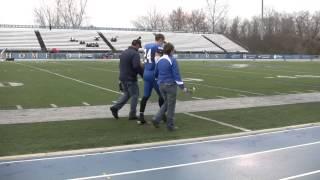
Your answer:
[279,170,320,180]
[68,140,320,180]
[274,92,287,95]
[187,82,265,96]
[0,83,4,87]
[216,96,227,99]
[82,102,90,106]
[307,90,318,92]
[238,94,247,97]
[15,62,121,95]
[16,105,23,110]
[50,104,58,108]
[2,125,319,166]
[184,112,251,132]
[191,97,204,100]
[290,91,302,94]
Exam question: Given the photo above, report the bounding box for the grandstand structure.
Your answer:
[0,27,248,55]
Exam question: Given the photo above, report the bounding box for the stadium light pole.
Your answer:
[260,0,264,41]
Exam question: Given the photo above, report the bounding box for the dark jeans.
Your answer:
[111,81,139,117]
[154,83,177,129]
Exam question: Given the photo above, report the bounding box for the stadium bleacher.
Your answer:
[204,34,248,53]
[0,27,247,53]
[0,28,40,51]
[40,29,110,51]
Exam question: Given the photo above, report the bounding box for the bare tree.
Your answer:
[34,0,88,28]
[229,17,240,40]
[132,8,167,31]
[205,0,228,33]
[188,9,208,32]
[168,7,188,31]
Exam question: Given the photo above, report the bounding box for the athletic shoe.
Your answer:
[152,120,160,128]
[110,107,119,119]
[137,114,147,125]
[128,116,138,120]
[162,114,167,123]
[167,126,179,131]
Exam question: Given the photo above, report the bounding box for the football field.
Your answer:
[1,60,320,109]
[1,60,320,156]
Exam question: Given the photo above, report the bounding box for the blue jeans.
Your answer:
[154,83,177,129]
[112,81,139,117]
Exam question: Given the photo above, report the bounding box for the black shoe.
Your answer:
[162,114,167,123]
[128,116,138,120]
[110,107,119,119]
[152,120,160,128]
[137,114,147,125]
[167,126,178,131]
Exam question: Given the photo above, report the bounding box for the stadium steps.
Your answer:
[34,30,47,52]
[202,35,227,53]
[98,31,116,52]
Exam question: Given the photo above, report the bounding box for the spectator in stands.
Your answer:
[110,38,143,120]
[152,42,190,131]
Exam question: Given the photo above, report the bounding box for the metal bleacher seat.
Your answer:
[204,34,248,53]
[162,32,224,52]
[40,29,110,51]
[101,31,155,51]
[0,28,40,51]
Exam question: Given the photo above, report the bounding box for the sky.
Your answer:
[0,0,319,28]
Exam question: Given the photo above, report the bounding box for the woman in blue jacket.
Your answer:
[153,43,189,131]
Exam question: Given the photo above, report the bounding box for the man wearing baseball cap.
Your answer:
[110,37,143,120]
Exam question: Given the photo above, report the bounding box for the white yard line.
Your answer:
[238,94,247,97]
[274,92,287,95]
[50,104,58,108]
[82,102,90,106]
[216,96,227,99]
[191,97,204,100]
[184,112,251,132]
[15,62,121,95]
[279,170,320,180]
[68,140,320,180]
[187,82,265,96]
[290,91,302,94]
[0,83,4,87]
[16,105,23,110]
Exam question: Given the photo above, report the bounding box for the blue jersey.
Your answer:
[143,43,163,72]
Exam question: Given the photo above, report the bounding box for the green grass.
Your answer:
[1,60,320,109]
[0,113,239,156]
[195,102,320,130]
[1,102,320,156]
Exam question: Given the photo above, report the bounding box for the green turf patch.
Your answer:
[194,102,320,130]
[0,113,238,156]
[1,61,320,109]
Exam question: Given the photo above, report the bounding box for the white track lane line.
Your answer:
[279,170,320,180]
[1,125,319,166]
[68,141,320,180]
[184,112,251,132]
[15,62,121,95]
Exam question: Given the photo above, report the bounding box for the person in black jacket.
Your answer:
[110,38,143,120]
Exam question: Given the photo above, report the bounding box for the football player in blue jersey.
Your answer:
[137,33,166,125]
